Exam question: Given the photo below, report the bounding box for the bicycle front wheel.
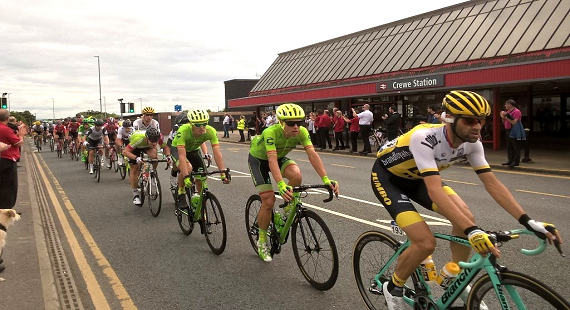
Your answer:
[291,209,339,291]
[244,195,262,254]
[119,160,126,179]
[94,154,101,182]
[353,231,402,310]
[468,270,570,310]
[148,172,162,217]
[202,192,226,255]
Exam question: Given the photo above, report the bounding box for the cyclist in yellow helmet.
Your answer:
[133,107,160,131]
[248,103,339,262]
[371,90,561,310]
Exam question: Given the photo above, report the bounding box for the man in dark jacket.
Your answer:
[383,106,401,141]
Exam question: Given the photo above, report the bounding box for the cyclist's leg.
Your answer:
[128,148,143,203]
[248,154,275,240]
[187,150,205,193]
[146,147,158,170]
[281,159,301,187]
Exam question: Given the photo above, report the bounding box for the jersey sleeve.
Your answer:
[172,124,189,148]
[206,126,219,147]
[466,141,491,174]
[263,129,278,156]
[408,129,440,177]
[299,127,313,149]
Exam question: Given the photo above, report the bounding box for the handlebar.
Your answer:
[458,229,562,269]
[203,156,212,168]
[190,168,231,181]
[275,184,338,209]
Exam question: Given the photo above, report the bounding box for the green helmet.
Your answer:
[276,103,305,120]
[187,109,209,123]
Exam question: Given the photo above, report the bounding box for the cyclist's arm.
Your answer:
[424,175,476,231]
[306,147,327,179]
[200,142,208,155]
[211,144,225,172]
[177,146,189,177]
[267,153,284,183]
[478,171,525,219]
[122,146,136,161]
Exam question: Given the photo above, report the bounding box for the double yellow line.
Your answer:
[31,152,136,310]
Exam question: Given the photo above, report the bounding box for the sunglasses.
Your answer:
[460,116,486,126]
[144,114,153,117]
[193,122,208,127]
[284,120,303,127]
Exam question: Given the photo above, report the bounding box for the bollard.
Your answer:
[522,128,532,163]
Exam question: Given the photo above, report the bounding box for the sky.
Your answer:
[1,0,464,119]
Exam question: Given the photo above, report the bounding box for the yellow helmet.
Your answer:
[35,121,41,125]
[187,109,209,123]
[142,107,155,114]
[276,103,305,120]
[442,90,490,117]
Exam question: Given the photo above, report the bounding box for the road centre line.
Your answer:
[516,189,570,199]
[331,163,355,168]
[33,153,136,310]
[459,166,570,180]
[441,179,479,186]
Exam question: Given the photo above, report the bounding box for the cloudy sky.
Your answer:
[1,0,463,119]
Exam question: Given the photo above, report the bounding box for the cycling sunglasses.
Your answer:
[460,116,486,126]
[284,120,303,127]
[193,122,208,128]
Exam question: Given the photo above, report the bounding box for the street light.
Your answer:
[52,98,55,120]
[94,56,102,116]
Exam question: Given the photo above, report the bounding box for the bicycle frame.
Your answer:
[375,229,547,309]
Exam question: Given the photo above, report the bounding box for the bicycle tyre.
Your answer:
[291,209,339,291]
[112,152,118,172]
[244,194,262,254]
[119,160,127,179]
[138,176,145,207]
[50,139,54,152]
[467,270,570,310]
[94,153,101,182]
[202,192,227,255]
[75,144,79,161]
[353,231,403,310]
[148,172,162,217]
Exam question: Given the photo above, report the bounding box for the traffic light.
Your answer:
[128,102,134,113]
[120,102,126,113]
[0,98,7,109]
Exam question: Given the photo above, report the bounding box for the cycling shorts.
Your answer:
[171,148,205,173]
[370,158,457,229]
[87,138,104,149]
[55,131,65,137]
[69,131,78,139]
[248,153,296,193]
[127,148,145,165]
[108,132,117,141]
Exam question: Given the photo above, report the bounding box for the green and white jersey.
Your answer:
[126,130,167,151]
[78,125,91,136]
[171,124,219,151]
[249,124,313,160]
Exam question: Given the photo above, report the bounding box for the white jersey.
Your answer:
[117,126,134,140]
[133,119,159,131]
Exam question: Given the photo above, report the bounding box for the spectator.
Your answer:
[426,105,441,124]
[344,111,360,153]
[318,110,332,150]
[332,110,345,150]
[237,115,246,142]
[382,105,401,141]
[313,110,322,148]
[229,115,234,133]
[500,99,523,168]
[222,113,230,138]
[0,109,26,210]
[265,111,275,129]
[247,112,257,141]
[354,104,373,155]
[305,113,318,146]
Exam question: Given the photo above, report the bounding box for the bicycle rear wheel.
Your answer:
[119,158,127,179]
[176,198,194,236]
[147,171,162,217]
[112,152,118,172]
[94,153,101,182]
[291,209,339,291]
[50,138,54,152]
[468,270,570,310]
[353,231,405,310]
[202,192,226,255]
[244,194,262,254]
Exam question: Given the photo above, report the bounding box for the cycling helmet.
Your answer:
[108,117,115,123]
[87,118,95,124]
[71,117,77,122]
[276,103,305,120]
[187,109,209,123]
[145,127,161,142]
[142,107,155,114]
[122,119,132,127]
[56,120,62,125]
[94,119,105,126]
[174,112,189,125]
[82,119,89,124]
[34,121,41,125]
[442,90,490,117]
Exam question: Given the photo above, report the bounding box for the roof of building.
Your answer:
[250,0,570,96]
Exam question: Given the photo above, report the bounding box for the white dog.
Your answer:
[0,209,21,270]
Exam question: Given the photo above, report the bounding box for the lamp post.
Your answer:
[94,56,102,115]
[138,98,142,113]
[52,98,55,121]
[104,96,107,120]
[7,93,11,112]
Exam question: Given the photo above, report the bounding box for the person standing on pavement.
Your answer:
[354,104,373,155]
[318,110,333,150]
[0,109,27,210]
[382,105,401,141]
[500,99,523,168]
[222,113,230,138]
[237,115,246,142]
[426,105,441,124]
[343,111,360,153]
[332,110,345,150]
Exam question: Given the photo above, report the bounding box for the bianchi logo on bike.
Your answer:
[441,269,472,303]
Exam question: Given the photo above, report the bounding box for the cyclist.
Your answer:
[31,121,44,149]
[133,107,160,131]
[372,90,562,310]
[83,119,109,174]
[171,109,228,209]
[116,119,134,166]
[123,128,171,205]
[104,117,119,168]
[67,117,81,154]
[47,121,54,142]
[78,118,93,162]
[248,103,339,262]
[53,120,67,152]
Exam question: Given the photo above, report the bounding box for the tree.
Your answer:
[9,110,36,125]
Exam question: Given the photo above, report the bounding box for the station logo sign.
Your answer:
[376,75,444,92]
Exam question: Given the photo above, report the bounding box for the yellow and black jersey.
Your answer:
[376,124,491,179]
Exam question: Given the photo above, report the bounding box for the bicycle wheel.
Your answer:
[119,158,127,179]
[50,139,54,152]
[147,172,162,217]
[94,154,101,182]
[138,176,145,207]
[467,270,570,310]
[112,152,118,172]
[75,145,79,161]
[244,194,262,254]
[291,209,339,291]
[353,231,405,310]
[202,192,227,255]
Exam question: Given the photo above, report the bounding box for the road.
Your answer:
[29,140,570,309]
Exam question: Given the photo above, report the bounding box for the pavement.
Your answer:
[1,133,568,310]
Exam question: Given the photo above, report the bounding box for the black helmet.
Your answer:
[94,119,104,126]
[174,112,189,125]
[71,117,77,122]
[145,128,161,142]
[123,119,132,127]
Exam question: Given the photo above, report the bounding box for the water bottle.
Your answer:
[273,212,285,233]
[191,194,200,207]
[436,262,460,289]
[419,255,437,283]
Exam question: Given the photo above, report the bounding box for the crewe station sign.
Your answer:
[377,75,444,92]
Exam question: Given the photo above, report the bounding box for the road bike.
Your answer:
[89,146,104,183]
[245,184,339,291]
[369,127,388,152]
[137,155,168,217]
[34,134,42,152]
[68,139,79,161]
[48,134,55,152]
[107,142,118,172]
[352,224,569,310]
[55,137,64,158]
